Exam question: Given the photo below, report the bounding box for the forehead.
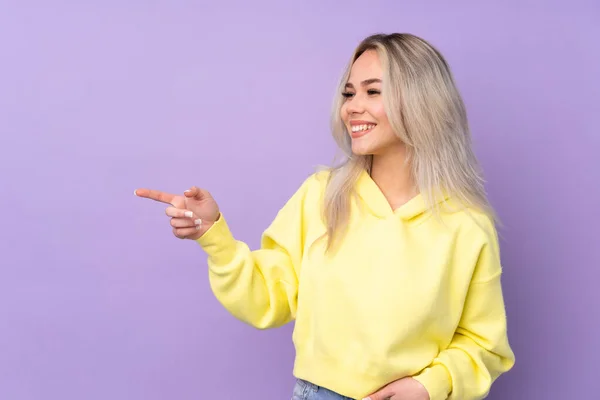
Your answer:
[348,49,382,82]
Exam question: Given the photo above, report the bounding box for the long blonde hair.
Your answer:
[322,33,496,249]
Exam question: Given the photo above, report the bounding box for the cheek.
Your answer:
[371,102,387,123]
[340,104,348,121]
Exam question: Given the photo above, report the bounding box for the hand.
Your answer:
[363,377,430,400]
[134,186,220,240]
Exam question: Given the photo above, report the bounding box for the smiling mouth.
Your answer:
[350,123,376,138]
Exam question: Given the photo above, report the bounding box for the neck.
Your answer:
[369,145,418,210]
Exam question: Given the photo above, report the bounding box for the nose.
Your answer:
[345,93,366,115]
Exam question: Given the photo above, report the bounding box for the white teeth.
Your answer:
[351,124,376,132]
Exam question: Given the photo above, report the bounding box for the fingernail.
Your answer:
[195,218,202,225]
[133,190,138,196]
[184,211,193,218]
[184,189,191,194]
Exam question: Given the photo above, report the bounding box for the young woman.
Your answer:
[135,33,515,400]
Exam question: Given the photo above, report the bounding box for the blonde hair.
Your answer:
[322,33,496,250]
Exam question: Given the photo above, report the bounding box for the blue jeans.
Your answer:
[291,378,355,400]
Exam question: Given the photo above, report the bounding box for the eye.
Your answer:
[367,89,381,95]
[341,91,355,98]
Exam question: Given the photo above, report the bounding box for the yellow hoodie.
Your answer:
[196,170,515,400]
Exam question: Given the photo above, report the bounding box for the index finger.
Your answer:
[134,188,177,205]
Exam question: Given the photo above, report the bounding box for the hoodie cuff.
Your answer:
[412,363,452,400]
[195,214,238,266]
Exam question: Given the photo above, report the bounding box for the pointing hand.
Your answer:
[134,186,220,240]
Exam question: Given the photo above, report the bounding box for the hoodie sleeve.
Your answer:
[195,176,313,330]
[412,220,516,400]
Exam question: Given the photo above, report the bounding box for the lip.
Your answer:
[349,120,376,126]
[348,120,377,139]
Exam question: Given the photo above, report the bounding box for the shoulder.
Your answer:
[439,199,498,243]
[438,202,501,256]
[294,168,331,199]
[303,168,331,187]
[264,169,329,235]
[457,208,497,237]
[273,169,330,216]
[444,206,503,281]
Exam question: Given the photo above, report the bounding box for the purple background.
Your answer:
[1,1,598,399]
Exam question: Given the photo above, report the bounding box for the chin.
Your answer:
[351,135,404,157]
[351,139,380,156]
[351,147,373,156]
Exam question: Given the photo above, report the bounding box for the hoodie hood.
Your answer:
[354,169,450,220]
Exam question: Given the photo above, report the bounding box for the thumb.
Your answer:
[184,186,207,200]
[363,385,395,400]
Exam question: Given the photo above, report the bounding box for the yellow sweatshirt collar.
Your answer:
[355,169,449,220]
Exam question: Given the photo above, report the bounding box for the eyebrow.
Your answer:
[344,78,381,89]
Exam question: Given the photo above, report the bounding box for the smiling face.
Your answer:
[340,49,403,156]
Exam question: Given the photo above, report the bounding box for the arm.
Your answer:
[195,179,310,330]
[412,225,516,400]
